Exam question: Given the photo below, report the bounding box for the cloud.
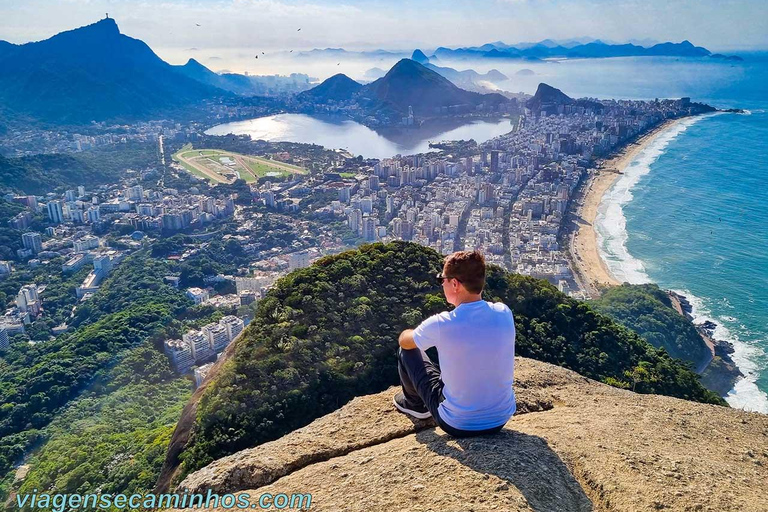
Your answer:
[0,0,765,53]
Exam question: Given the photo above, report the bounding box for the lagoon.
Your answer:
[205,114,515,159]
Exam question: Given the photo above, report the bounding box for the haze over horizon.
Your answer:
[1,0,766,64]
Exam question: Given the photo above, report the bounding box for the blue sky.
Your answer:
[1,0,766,53]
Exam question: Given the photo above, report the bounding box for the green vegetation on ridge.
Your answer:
[590,284,711,366]
[177,242,723,478]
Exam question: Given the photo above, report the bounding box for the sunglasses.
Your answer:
[436,272,461,284]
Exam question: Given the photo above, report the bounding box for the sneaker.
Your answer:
[392,391,432,420]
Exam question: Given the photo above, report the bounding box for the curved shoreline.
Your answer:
[568,117,689,298]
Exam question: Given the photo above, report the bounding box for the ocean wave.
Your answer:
[594,116,708,284]
[672,289,768,414]
[592,113,768,415]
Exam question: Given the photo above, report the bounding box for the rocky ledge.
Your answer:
[165,357,768,512]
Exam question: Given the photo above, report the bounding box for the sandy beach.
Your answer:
[568,117,688,298]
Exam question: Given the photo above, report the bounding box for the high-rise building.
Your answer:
[194,362,214,387]
[70,209,85,224]
[47,200,64,224]
[262,191,276,208]
[183,330,212,361]
[26,196,39,212]
[202,322,230,352]
[164,339,194,373]
[8,212,32,230]
[347,209,362,233]
[21,232,42,254]
[65,190,77,202]
[16,284,41,316]
[220,315,244,341]
[392,217,403,239]
[73,235,100,252]
[86,207,101,223]
[490,150,500,173]
[127,185,144,202]
[362,216,377,241]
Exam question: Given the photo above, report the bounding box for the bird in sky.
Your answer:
[255,55,258,59]
[337,62,340,65]
[290,50,293,53]
[195,23,201,26]
[297,28,301,31]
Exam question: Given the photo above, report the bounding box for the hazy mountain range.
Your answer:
[0,18,218,124]
[0,18,740,126]
[297,58,508,117]
[300,38,741,62]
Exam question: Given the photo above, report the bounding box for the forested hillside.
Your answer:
[175,242,723,478]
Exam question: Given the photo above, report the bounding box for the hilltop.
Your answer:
[294,59,510,122]
[167,357,768,511]
[359,59,507,116]
[409,49,510,93]
[155,242,723,491]
[0,18,221,123]
[296,73,362,102]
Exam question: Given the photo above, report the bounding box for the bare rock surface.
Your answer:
[165,357,768,511]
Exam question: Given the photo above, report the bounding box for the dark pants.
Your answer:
[397,347,505,438]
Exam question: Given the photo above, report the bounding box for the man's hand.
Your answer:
[399,329,417,350]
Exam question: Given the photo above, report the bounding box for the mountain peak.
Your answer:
[296,73,361,102]
[183,58,208,70]
[411,49,429,64]
[387,58,423,75]
[525,83,574,114]
[74,17,120,37]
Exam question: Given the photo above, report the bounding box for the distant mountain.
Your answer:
[297,39,738,66]
[407,50,508,92]
[0,18,225,124]
[526,83,574,113]
[411,49,430,64]
[363,67,387,81]
[359,59,507,116]
[424,39,733,61]
[175,58,256,96]
[526,83,603,116]
[297,73,362,102]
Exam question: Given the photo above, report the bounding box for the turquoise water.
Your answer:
[593,54,768,413]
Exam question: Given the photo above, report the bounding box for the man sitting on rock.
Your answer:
[393,249,517,437]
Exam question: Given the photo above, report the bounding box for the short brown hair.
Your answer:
[444,250,486,294]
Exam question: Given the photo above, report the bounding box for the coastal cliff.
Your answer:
[164,357,768,512]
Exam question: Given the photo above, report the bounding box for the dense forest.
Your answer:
[177,241,723,478]
[590,284,711,366]
[12,343,192,512]
[0,252,190,492]
[0,142,157,195]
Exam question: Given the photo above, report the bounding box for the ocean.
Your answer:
[590,53,768,413]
